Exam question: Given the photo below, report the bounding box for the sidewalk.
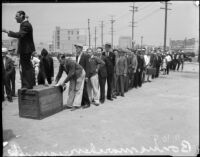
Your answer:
[3,63,199,156]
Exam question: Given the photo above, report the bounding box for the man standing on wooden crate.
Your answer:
[2,10,35,89]
[55,55,85,111]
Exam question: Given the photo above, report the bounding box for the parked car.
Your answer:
[184,56,192,62]
[184,52,195,57]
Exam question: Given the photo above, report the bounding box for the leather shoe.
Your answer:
[8,98,13,102]
[100,99,105,104]
[71,106,81,111]
[112,95,117,99]
[82,104,90,109]
[94,103,100,106]
[107,98,113,101]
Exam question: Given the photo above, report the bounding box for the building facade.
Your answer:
[170,38,198,54]
[2,39,18,50]
[118,36,132,49]
[52,26,87,54]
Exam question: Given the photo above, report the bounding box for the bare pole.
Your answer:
[101,21,104,47]
[110,16,115,48]
[141,36,143,49]
[130,3,138,49]
[94,26,97,49]
[161,2,172,52]
[88,19,91,48]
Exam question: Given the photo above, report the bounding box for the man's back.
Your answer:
[8,21,35,55]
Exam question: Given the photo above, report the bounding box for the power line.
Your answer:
[139,2,154,11]
[136,8,161,23]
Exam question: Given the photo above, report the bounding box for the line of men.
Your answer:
[54,43,178,111]
[2,42,185,108]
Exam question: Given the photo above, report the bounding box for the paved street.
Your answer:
[2,62,199,156]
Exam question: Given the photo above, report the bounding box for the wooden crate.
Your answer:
[18,85,63,120]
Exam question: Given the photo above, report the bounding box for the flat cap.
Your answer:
[8,46,16,51]
[105,42,111,46]
[74,43,84,48]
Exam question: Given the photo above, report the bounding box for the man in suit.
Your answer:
[2,10,35,89]
[75,43,90,108]
[55,55,85,111]
[2,48,14,102]
[97,47,107,104]
[102,43,116,101]
[155,51,162,78]
[151,52,157,79]
[115,49,127,97]
[37,48,54,85]
[126,50,133,90]
[137,51,145,87]
[132,50,138,88]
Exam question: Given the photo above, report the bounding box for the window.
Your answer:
[71,31,73,35]
[68,37,70,40]
[68,31,70,35]
[77,31,79,35]
[77,37,79,40]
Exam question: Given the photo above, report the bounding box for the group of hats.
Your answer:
[2,48,8,53]
[2,47,16,53]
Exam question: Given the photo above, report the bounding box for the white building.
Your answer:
[118,36,132,49]
[53,26,87,54]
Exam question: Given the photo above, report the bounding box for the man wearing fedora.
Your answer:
[75,43,91,108]
[102,43,116,101]
[2,10,35,89]
[2,48,14,102]
[115,48,127,97]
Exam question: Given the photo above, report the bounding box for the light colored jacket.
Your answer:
[115,56,127,76]
[132,54,138,72]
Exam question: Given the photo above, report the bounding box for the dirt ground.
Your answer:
[2,62,199,156]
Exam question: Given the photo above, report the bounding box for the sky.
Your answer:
[2,2,199,47]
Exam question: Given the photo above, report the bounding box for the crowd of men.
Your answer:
[2,10,186,110]
[2,43,186,111]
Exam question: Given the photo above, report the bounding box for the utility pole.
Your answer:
[101,21,104,47]
[88,19,91,48]
[110,16,115,48]
[129,2,138,49]
[94,26,97,49]
[161,2,172,53]
[141,36,143,49]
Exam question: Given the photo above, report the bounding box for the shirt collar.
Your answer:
[21,19,28,24]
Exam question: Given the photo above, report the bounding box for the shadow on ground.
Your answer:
[3,129,16,141]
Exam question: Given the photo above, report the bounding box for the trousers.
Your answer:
[67,69,85,107]
[87,74,100,104]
